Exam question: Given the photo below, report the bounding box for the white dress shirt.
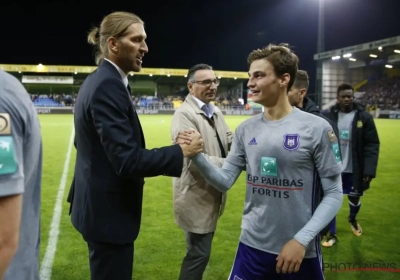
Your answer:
[191,95,215,118]
[104,58,129,87]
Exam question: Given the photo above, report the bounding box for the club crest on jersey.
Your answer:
[0,113,11,135]
[282,134,300,151]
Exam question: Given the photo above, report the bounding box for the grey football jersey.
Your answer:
[0,70,42,280]
[338,110,356,173]
[226,107,342,258]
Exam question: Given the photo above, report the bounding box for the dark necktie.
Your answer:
[126,84,138,114]
[126,84,134,106]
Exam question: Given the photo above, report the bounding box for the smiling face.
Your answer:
[246,44,298,109]
[247,59,290,107]
[108,23,148,73]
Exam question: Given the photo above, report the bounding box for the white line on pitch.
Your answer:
[39,125,74,280]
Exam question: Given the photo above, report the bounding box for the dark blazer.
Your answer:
[325,102,380,193]
[67,60,183,244]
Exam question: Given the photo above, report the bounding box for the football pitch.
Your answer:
[37,114,400,280]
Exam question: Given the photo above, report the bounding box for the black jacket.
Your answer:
[67,60,184,244]
[324,102,380,193]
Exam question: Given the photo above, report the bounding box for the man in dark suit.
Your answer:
[67,11,203,280]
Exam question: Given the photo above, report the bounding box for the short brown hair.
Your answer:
[87,11,144,65]
[293,70,309,90]
[247,43,299,91]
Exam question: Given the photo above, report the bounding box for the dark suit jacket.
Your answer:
[67,60,183,244]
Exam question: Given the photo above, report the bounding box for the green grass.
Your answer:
[38,114,400,280]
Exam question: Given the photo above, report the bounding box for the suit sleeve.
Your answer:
[90,78,183,178]
[171,110,225,172]
[362,114,380,177]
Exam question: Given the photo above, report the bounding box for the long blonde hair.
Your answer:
[87,11,143,65]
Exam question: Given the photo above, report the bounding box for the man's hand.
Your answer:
[276,239,306,274]
[176,129,195,145]
[179,129,203,157]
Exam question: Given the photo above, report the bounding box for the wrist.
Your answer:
[189,152,201,160]
[293,235,308,248]
[178,144,188,157]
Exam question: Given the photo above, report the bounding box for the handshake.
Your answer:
[175,129,204,158]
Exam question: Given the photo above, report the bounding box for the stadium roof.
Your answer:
[0,63,248,80]
[1,64,247,88]
[124,74,243,87]
[313,35,400,67]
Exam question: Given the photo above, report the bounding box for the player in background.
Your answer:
[287,70,340,141]
[184,43,343,279]
[323,83,380,242]
[0,70,43,280]
[287,70,341,247]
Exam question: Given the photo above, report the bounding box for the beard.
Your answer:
[119,51,142,73]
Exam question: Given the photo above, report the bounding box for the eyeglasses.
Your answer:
[191,79,220,87]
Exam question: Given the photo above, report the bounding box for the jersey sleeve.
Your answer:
[0,110,25,197]
[225,125,246,169]
[313,119,343,178]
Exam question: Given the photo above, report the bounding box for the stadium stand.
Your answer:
[27,75,399,113]
[32,96,62,107]
[357,75,400,110]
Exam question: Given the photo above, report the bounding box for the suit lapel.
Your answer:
[126,84,145,148]
[102,60,146,148]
